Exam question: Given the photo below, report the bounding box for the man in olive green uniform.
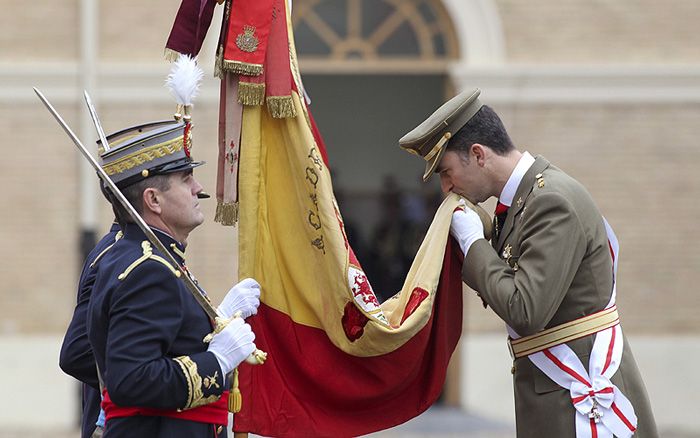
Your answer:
[400,89,657,437]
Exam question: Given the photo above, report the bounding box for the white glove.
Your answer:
[450,201,485,255]
[207,318,256,375]
[218,278,261,319]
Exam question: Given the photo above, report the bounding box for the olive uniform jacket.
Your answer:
[462,156,658,437]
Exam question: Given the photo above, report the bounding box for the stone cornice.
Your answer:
[3,62,700,104]
[451,64,700,104]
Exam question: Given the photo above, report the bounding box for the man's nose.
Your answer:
[192,178,204,195]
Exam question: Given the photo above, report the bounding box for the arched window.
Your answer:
[292,0,459,72]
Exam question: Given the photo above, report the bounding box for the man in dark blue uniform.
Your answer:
[60,220,121,438]
[86,118,261,438]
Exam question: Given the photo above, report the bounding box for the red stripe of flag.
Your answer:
[234,240,465,437]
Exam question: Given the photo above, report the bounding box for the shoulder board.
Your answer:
[117,240,182,281]
[89,231,124,268]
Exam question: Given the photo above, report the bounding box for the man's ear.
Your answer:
[471,143,487,165]
[142,187,162,215]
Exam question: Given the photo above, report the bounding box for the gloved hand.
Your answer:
[218,278,261,319]
[450,200,486,255]
[207,318,256,375]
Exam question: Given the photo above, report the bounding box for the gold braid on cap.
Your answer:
[424,132,452,162]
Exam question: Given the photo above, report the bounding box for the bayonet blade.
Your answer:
[83,90,111,153]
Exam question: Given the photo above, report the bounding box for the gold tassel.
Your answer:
[222,59,264,76]
[164,48,182,62]
[228,368,242,413]
[237,82,266,106]
[215,201,239,226]
[267,95,297,119]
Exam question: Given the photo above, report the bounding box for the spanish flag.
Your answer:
[167,1,466,436]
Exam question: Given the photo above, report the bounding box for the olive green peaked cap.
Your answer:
[399,88,483,181]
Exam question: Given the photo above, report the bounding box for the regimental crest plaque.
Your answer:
[236,25,259,53]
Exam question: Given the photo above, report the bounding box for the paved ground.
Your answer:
[4,407,697,437]
[366,407,514,438]
[0,408,512,438]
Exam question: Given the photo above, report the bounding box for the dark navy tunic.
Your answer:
[60,223,121,438]
[87,224,226,438]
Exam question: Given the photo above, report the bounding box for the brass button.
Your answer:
[511,364,516,374]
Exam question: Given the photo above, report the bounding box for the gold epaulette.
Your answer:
[117,241,182,281]
[89,231,124,268]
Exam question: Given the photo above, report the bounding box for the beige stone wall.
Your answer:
[101,0,182,61]
[465,103,700,334]
[496,0,700,63]
[2,103,81,333]
[1,0,79,60]
[0,0,181,61]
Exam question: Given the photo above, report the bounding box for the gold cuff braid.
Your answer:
[173,355,222,409]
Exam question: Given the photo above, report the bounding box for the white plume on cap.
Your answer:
[165,54,204,106]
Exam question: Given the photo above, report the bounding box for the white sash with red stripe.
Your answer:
[507,218,638,437]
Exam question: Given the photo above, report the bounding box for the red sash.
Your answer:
[102,389,229,426]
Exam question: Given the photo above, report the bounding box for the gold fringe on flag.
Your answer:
[164,48,183,62]
[266,95,297,119]
[215,200,239,226]
[214,46,225,79]
[214,0,233,79]
[222,60,264,76]
[238,82,266,106]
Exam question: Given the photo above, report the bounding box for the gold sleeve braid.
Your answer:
[173,356,222,410]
